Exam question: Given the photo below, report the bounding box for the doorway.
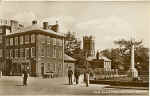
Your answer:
[41,63,44,75]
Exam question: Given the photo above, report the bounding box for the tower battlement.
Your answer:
[83,35,95,40]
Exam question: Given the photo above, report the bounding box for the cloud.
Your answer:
[10,11,38,26]
[74,16,135,49]
[41,16,76,33]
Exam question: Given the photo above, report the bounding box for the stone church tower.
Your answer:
[83,35,95,57]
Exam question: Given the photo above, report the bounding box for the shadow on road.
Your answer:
[16,84,24,86]
[64,84,70,85]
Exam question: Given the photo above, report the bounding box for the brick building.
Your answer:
[0,19,24,75]
[0,20,65,77]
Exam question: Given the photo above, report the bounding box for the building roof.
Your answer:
[7,24,64,37]
[64,54,76,62]
[87,55,111,61]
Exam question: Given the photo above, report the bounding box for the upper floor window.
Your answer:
[52,46,56,58]
[5,38,9,46]
[40,35,46,43]
[46,45,51,57]
[15,49,19,58]
[59,50,62,58]
[5,49,9,58]
[15,37,18,45]
[10,49,13,58]
[20,48,24,57]
[6,29,11,34]
[0,49,2,57]
[25,35,30,44]
[25,48,30,58]
[20,36,24,45]
[52,38,56,45]
[10,38,13,46]
[47,36,51,44]
[57,39,63,46]
[0,35,2,43]
[0,28,3,33]
[31,47,35,57]
[31,34,35,43]
[41,44,44,57]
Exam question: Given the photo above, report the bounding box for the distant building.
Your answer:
[0,20,66,77]
[87,52,111,71]
[83,36,95,57]
[82,35,118,79]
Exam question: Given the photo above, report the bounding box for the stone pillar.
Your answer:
[128,44,138,79]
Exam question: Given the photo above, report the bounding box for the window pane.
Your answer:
[20,48,24,57]
[31,34,35,43]
[6,38,9,46]
[5,49,9,58]
[15,37,18,45]
[53,38,56,45]
[48,36,51,44]
[25,35,29,44]
[31,47,35,57]
[41,44,44,56]
[25,48,30,58]
[20,36,24,44]
[0,35,2,43]
[10,38,13,46]
[10,49,13,58]
[40,35,45,43]
[0,49,2,57]
[53,47,56,58]
[0,28,2,33]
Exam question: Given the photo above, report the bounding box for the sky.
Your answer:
[0,1,149,50]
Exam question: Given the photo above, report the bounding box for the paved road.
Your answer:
[0,76,149,96]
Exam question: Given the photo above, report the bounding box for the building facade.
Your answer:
[1,20,65,77]
[0,19,24,75]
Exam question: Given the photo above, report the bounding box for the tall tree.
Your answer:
[64,31,82,59]
[113,39,148,73]
[101,39,149,73]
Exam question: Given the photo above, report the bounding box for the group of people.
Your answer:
[68,67,90,87]
[68,67,80,85]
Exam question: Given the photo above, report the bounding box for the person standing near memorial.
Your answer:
[68,66,73,85]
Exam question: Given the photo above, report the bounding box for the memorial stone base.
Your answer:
[127,68,138,81]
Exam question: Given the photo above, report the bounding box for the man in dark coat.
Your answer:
[68,67,73,85]
[74,69,80,84]
[23,70,28,86]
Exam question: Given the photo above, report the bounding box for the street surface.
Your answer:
[0,76,149,96]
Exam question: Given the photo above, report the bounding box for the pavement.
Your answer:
[0,76,149,96]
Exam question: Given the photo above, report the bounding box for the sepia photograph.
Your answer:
[0,0,149,96]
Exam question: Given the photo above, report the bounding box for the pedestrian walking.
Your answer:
[68,66,73,85]
[84,70,90,87]
[74,69,80,84]
[22,70,29,86]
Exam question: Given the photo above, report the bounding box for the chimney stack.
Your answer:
[43,22,49,30]
[32,20,37,25]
